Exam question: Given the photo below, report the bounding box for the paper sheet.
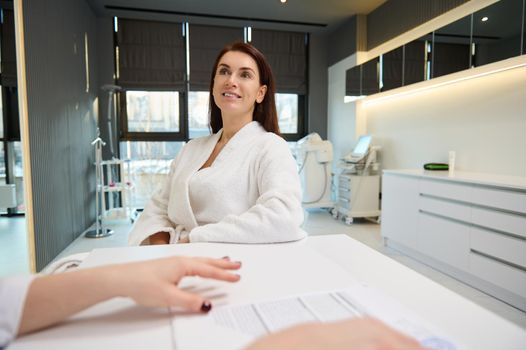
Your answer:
[172,285,457,350]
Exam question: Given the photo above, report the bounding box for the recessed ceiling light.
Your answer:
[280,0,287,3]
[481,16,489,22]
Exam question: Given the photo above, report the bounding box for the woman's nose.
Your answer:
[226,74,237,86]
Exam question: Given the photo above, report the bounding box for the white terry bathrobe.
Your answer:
[128,121,306,245]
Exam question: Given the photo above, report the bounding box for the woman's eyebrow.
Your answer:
[218,63,255,73]
[239,67,256,73]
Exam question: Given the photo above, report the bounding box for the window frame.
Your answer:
[114,19,309,145]
[118,89,188,142]
[279,94,306,142]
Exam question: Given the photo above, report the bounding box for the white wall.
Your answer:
[327,54,359,163]
[326,0,526,179]
[364,64,526,176]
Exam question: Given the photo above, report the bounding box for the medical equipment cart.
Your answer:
[334,174,380,224]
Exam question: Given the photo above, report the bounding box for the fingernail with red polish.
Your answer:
[201,301,212,312]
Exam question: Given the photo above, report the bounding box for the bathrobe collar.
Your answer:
[179,121,265,231]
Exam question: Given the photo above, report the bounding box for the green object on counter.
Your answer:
[423,163,449,170]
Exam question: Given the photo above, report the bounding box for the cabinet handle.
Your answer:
[339,198,350,203]
[471,249,526,272]
[339,187,351,192]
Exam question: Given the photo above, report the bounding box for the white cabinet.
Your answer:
[382,170,526,312]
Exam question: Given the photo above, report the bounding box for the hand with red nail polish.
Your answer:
[16,256,242,338]
[114,256,242,311]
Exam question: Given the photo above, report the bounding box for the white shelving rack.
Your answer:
[99,158,133,221]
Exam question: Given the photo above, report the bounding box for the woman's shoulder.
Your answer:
[257,129,287,147]
[251,131,292,158]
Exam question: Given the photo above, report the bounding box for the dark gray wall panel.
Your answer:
[367,0,468,50]
[23,0,98,270]
[327,16,358,66]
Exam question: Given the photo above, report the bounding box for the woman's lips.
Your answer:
[222,92,241,98]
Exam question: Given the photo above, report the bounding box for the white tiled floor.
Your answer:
[0,216,30,277]
[3,209,526,330]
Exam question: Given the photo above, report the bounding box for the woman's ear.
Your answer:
[256,85,267,104]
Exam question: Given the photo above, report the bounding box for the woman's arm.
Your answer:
[18,256,241,335]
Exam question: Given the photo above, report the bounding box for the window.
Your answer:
[275,93,298,134]
[120,141,184,207]
[126,91,180,133]
[188,91,211,139]
[250,29,307,140]
[115,19,308,142]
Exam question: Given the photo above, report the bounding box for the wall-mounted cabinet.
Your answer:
[346,0,526,99]
[431,15,471,78]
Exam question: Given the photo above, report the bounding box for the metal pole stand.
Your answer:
[86,134,113,238]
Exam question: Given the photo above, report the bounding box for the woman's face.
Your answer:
[212,50,267,119]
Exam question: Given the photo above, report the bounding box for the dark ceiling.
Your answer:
[86,0,387,32]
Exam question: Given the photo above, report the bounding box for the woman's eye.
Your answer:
[241,71,252,79]
[218,68,229,75]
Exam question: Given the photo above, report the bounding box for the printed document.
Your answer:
[172,285,456,350]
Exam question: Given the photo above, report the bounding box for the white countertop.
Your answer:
[383,169,526,190]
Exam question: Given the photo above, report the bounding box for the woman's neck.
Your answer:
[220,114,253,142]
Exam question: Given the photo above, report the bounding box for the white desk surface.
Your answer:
[10,235,526,350]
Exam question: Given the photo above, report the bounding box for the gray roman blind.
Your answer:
[117,19,185,90]
[1,9,17,87]
[189,24,243,91]
[251,29,307,94]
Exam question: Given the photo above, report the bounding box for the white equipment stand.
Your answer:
[296,133,334,209]
[100,158,133,221]
[333,146,381,225]
[85,135,113,238]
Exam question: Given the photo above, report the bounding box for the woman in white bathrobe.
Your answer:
[129,42,307,245]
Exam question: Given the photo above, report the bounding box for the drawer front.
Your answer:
[339,176,351,190]
[471,186,526,214]
[417,212,470,271]
[472,207,526,238]
[338,187,351,199]
[470,252,526,298]
[419,195,471,222]
[471,226,526,269]
[338,197,351,210]
[419,179,471,202]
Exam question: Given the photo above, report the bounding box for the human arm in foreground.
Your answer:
[18,256,241,335]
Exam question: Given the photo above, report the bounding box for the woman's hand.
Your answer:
[178,235,190,244]
[246,317,424,350]
[113,256,241,310]
[19,256,241,336]
[148,231,171,245]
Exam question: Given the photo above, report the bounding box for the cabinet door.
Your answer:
[381,174,419,249]
[417,212,470,271]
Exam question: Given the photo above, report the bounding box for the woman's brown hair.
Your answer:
[208,42,280,136]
